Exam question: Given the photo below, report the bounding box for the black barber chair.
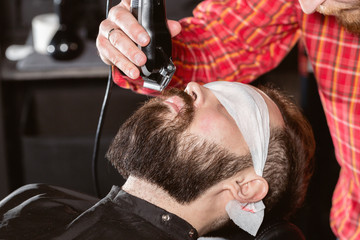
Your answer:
[0,184,305,239]
[250,220,305,240]
[205,215,305,240]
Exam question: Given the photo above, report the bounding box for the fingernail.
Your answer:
[129,68,137,79]
[138,33,149,45]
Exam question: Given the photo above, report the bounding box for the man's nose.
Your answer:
[298,0,325,14]
[184,82,204,107]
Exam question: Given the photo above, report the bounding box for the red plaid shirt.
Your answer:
[113,0,360,238]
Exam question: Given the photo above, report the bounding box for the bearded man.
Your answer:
[0,82,315,239]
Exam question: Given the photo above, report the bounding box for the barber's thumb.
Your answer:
[167,20,182,37]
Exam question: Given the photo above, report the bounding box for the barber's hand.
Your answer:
[96,0,182,80]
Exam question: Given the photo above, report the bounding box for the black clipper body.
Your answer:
[131,0,176,91]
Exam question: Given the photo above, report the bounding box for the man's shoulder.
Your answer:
[59,204,172,239]
[0,184,178,240]
[59,188,190,239]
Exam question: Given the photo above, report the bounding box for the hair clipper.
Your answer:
[131,0,176,91]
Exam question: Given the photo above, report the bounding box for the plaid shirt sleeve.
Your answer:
[112,0,300,94]
[171,0,300,88]
[301,13,360,240]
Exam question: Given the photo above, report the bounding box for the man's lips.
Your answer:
[163,96,186,113]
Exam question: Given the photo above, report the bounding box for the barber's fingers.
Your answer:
[103,18,148,66]
[96,1,181,79]
[96,23,145,78]
[108,2,150,47]
[96,2,148,79]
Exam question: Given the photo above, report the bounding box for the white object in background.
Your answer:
[5,45,34,61]
[32,13,60,54]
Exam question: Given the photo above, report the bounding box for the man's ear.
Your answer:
[224,168,269,203]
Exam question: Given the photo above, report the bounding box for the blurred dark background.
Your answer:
[0,0,339,239]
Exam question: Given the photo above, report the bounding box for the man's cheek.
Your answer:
[188,117,219,140]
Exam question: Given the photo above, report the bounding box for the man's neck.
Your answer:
[122,176,228,236]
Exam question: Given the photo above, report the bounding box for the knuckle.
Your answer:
[95,36,102,48]
[112,14,124,26]
[123,49,134,60]
[123,62,133,72]
[112,55,125,69]
[108,7,119,19]
[99,19,108,32]
[111,6,128,24]
[113,56,135,77]
[110,31,124,46]
[113,41,141,65]
[123,62,137,77]
[128,50,142,65]
[96,36,108,49]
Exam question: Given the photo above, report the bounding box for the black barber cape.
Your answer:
[0,184,198,240]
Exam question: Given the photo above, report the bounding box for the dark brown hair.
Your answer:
[258,84,315,218]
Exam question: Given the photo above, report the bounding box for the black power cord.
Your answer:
[92,0,113,198]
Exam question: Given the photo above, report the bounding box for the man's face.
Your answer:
[107,85,253,203]
[107,82,284,203]
[298,0,360,34]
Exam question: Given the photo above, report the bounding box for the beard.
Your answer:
[317,3,360,35]
[106,87,252,204]
[335,11,360,34]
